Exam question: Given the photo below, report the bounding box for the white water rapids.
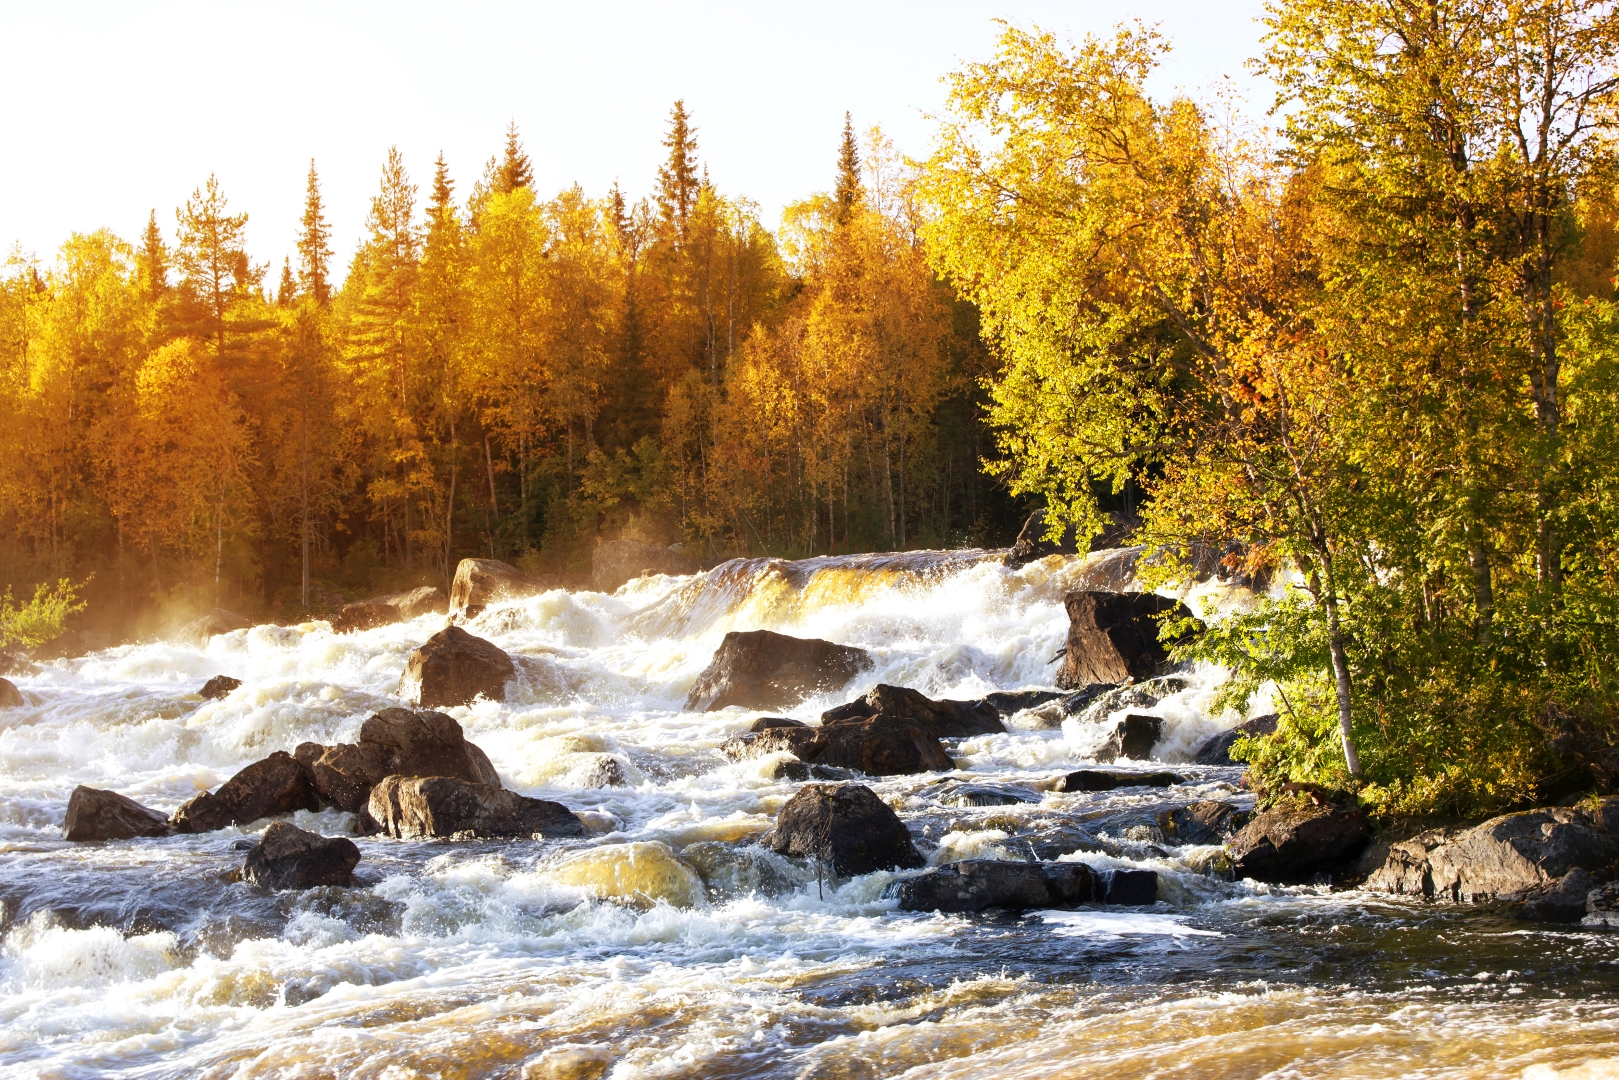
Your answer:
[2,549,1618,1079]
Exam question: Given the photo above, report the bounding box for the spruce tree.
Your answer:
[277,257,296,305]
[298,160,333,306]
[496,121,534,194]
[835,112,862,223]
[138,209,169,299]
[657,100,700,234]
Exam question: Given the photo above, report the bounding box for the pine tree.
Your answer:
[175,174,249,357]
[277,257,296,305]
[137,210,169,300]
[298,160,333,306]
[496,120,534,194]
[657,100,700,235]
[835,112,862,223]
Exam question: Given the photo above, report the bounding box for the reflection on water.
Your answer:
[0,549,1615,1078]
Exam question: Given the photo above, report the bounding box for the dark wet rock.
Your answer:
[1519,867,1597,923]
[685,629,871,712]
[1192,714,1280,766]
[821,684,1004,739]
[0,677,21,708]
[1228,801,1370,883]
[1053,768,1181,793]
[1159,801,1250,845]
[592,539,697,592]
[240,822,360,889]
[176,609,253,647]
[770,759,856,782]
[982,690,1065,717]
[230,838,258,851]
[199,675,242,700]
[1364,799,1619,905]
[398,626,515,708]
[365,774,583,839]
[332,586,447,634]
[448,558,560,619]
[63,785,172,840]
[804,717,955,776]
[1094,714,1164,763]
[1104,867,1159,905]
[170,751,323,833]
[890,860,1059,912]
[1044,862,1097,904]
[1003,510,1081,569]
[294,708,501,813]
[764,783,924,876]
[936,784,1039,808]
[1585,881,1619,928]
[1055,592,1193,690]
[751,716,808,732]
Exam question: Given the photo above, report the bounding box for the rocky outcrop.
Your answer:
[1228,799,1370,882]
[0,678,21,708]
[294,708,501,813]
[1192,714,1279,766]
[177,609,252,647]
[1003,510,1080,569]
[448,559,559,619]
[199,675,241,700]
[1364,800,1619,910]
[331,586,447,633]
[1094,714,1163,763]
[1055,592,1191,690]
[63,785,172,840]
[365,775,584,839]
[889,859,1158,912]
[684,630,870,712]
[398,626,515,707]
[820,684,1004,738]
[240,822,360,889]
[1052,768,1181,792]
[592,539,697,592]
[1159,801,1250,845]
[764,783,924,876]
[170,751,323,833]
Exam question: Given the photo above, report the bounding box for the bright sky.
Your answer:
[1,1,1272,274]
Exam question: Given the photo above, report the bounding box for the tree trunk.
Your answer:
[1318,547,1361,776]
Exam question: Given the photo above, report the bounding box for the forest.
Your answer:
[7,0,1619,814]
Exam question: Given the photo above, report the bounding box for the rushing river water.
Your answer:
[3,550,1619,1079]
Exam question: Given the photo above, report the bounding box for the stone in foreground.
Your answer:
[685,629,871,712]
[170,751,323,833]
[0,677,21,708]
[366,775,585,839]
[448,558,559,619]
[199,675,242,700]
[764,783,923,877]
[1227,800,1370,883]
[1055,591,1191,690]
[240,822,361,889]
[332,586,448,633]
[294,707,501,813]
[63,785,172,841]
[592,539,697,593]
[398,625,515,707]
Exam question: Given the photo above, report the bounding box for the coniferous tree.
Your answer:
[175,174,248,357]
[497,121,534,194]
[835,112,862,224]
[137,210,169,300]
[298,160,333,306]
[277,258,296,305]
[658,101,700,236]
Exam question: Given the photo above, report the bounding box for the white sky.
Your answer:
[1,1,1272,275]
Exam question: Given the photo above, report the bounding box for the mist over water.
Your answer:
[3,549,1618,1079]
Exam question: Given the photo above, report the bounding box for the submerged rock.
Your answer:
[295,708,501,813]
[547,841,705,908]
[63,785,172,841]
[1055,591,1192,690]
[1159,801,1250,845]
[332,586,447,634]
[1192,714,1279,766]
[1228,799,1370,883]
[199,675,242,700]
[176,608,252,647]
[0,677,21,708]
[448,558,559,619]
[1094,714,1164,763]
[1052,768,1181,792]
[592,539,697,592]
[685,629,871,712]
[764,783,924,877]
[935,783,1040,808]
[398,625,515,707]
[1364,799,1619,912]
[240,822,360,889]
[170,751,323,833]
[365,775,584,839]
[821,684,1005,738]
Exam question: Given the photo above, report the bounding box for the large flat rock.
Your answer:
[685,629,870,712]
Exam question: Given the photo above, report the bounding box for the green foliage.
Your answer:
[0,578,88,649]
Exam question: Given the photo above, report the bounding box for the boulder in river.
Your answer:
[1192,714,1279,766]
[1093,714,1163,763]
[398,626,515,707]
[684,629,871,712]
[1227,798,1370,883]
[240,822,360,889]
[0,677,21,708]
[331,586,448,634]
[1159,801,1250,845]
[294,707,501,813]
[764,783,924,877]
[170,750,323,833]
[981,690,1065,717]
[821,684,1004,738]
[448,558,560,619]
[176,608,253,647]
[891,859,1066,913]
[1052,768,1181,793]
[63,785,172,840]
[199,675,241,700]
[592,539,697,593]
[1055,591,1191,690]
[1363,799,1619,911]
[724,712,953,778]
[365,774,584,839]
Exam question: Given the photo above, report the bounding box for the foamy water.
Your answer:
[1,549,1616,1079]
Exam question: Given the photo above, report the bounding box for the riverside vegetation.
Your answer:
[5,0,1619,824]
